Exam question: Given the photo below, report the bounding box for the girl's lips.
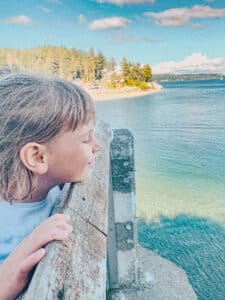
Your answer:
[88,155,96,166]
[88,159,94,166]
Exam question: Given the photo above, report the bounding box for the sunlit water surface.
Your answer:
[96,80,225,299]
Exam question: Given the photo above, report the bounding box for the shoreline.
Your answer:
[86,85,163,102]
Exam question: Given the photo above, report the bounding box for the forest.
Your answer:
[0,46,153,90]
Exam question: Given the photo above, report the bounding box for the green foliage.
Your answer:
[95,51,106,80]
[135,81,149,90]
[131,63,144,82]
[122,79,149,90]
[121,58,132,82]
[0,46,107,83]
[105,82,117,89]
[119,59,153,89]
[143,64,153,82]
[0,47,153,90]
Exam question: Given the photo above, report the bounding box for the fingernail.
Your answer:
[38,248,46,256]
[65,214,70,221]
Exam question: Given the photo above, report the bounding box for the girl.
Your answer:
[0,73,101,299]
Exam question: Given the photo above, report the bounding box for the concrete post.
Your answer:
[107,129,137,288]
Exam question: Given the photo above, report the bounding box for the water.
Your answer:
[96,79,225,300]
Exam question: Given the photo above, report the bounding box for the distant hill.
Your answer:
[153,73,224,82]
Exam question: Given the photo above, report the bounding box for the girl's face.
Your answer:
[45,121,101,184]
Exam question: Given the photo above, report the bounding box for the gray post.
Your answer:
[107,129,137,288]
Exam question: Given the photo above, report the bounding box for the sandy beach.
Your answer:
[85,83,163,102]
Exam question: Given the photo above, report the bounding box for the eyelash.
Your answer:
[83,139,91,144]
[83,135,92,143]
[82,130,94,144]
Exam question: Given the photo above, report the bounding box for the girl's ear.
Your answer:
[19,142,49,175]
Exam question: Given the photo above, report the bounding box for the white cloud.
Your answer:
[1,15,32,25]
[78,14,86,24]
[88,17,131,30]
[191,5,225,18]
[145,5,225,27]
[152,53,225,74]
[114,32,156,43]
[97,0,154,4]
[36,6,51,13]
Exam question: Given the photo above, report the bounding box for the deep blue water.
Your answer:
[96,79,225,299]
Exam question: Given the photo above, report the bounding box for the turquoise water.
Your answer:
[96,80,225,299]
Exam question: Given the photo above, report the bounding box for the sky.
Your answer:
[0,0,225,74]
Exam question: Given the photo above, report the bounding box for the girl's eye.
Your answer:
[83,130,94,144]
[83,139,91,144]
[83,135,91,143]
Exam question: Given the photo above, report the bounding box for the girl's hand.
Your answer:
[0,213,72,300]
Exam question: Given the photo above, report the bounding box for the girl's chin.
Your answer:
[72,170,93,183]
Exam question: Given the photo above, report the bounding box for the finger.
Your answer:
[64,214,71,222]
[56,223,73,233]
[51,213,70,222]
[32,228,71,244]
[16,217,72,258]
[19,248,46,279]
[51,229,71,241]
[67,224,73,233]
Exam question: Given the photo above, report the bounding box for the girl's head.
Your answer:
[0,73,98,202]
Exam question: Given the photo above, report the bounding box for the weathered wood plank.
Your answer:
[18,121,110,300]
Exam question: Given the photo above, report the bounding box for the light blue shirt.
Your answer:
[0,186,61,263]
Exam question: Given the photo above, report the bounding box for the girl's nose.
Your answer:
[93,136,101,153]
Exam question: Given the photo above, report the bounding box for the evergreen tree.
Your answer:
[81,52,89,82]
[95,51,106,80]
[0,46,154,88]
[143,64,153,82]
[88,48,96,82]
[132,63,143,82]
[121,58,131,82]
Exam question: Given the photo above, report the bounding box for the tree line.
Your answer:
[109,58,153,89]
[0,46,153,89]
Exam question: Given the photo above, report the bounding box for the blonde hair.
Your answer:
[0,73,96,202]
